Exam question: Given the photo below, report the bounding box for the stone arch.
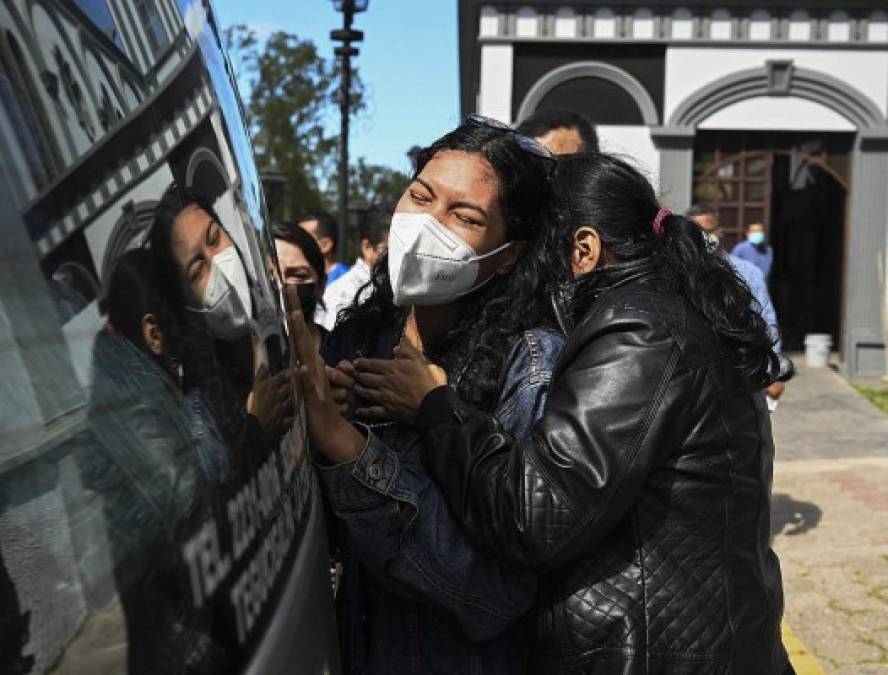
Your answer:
[654,63,888,378]
[517,61,659,126]
[186,147,231,197]
[101,200,157,286]
[667,62,885,131]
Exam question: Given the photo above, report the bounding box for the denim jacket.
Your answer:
[318,326,565,675]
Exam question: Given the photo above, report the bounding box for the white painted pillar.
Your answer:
[477,45,513,125]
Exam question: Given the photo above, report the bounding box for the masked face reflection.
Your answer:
[170,205,254,340]
[389,150,519,307]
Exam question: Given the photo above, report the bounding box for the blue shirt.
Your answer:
[731,240,774,279]
[319,327,565,675]
[326,262,350,286]
[729,254,781,353]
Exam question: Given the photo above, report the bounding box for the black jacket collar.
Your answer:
[553,258,657,333]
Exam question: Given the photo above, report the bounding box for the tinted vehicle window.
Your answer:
[0,2,339,673]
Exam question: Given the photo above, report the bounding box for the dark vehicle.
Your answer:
[0,1,339,673]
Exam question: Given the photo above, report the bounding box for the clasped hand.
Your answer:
[285,285,448,462]
[352,342,447,425]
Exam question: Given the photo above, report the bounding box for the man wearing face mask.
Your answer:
[732,222,774,280]
[687,203,789,407]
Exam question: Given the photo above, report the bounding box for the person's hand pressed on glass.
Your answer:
[285,284,364,463]
[247,365,293,434]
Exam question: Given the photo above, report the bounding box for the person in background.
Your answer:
[687,203,789,405]
[320,203,390,330]
[515,108,598,155]
[298,211,349,285]
[732,221,774,280]
[273,222,328,344]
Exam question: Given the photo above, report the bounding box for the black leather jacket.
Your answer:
[415,261,789,674]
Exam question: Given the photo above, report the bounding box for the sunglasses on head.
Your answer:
[466,114,554,160]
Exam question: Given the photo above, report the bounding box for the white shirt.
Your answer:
[321,258,373,330]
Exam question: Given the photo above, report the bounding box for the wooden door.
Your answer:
[693,150,772,251]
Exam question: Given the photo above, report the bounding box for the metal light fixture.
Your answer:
[329,0,368,261]
[332,0,369,12]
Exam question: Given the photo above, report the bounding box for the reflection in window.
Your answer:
[0,34,56,194]
[135,0,170,55]
[54,45,96,142]
[75,0,126,52]
[98,84,114,131]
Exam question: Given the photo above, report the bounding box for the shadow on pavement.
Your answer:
[770,493,823,545]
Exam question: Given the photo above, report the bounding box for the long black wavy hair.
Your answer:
[102,247,181,370]
[552,152,779,388]
[150,184,253,442]
[333,121,559,411]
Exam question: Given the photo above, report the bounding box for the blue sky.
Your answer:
[212,0,461,174]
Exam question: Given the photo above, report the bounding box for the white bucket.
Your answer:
[804,333,833,368]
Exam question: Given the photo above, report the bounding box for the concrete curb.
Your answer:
[783,622,827,675]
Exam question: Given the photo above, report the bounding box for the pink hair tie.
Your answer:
[652,208,671,237]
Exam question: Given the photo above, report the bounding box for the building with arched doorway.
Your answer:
[458,0,888,377]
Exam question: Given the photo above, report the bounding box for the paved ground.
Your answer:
[771,364,888,461]
[771,361,888,673]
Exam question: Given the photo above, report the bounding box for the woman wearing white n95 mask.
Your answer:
[151,187,293,467]
[289,117,566,675]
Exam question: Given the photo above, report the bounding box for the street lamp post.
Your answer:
[330,0,367,262]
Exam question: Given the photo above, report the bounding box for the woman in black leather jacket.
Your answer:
[356,153,792,674]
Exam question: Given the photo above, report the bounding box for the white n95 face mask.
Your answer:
[188,245,254,340]
[387,212,513,307]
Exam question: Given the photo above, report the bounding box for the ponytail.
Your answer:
[658,213,778,387]
[553,153,778,389]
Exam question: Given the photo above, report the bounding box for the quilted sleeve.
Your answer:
[418,305,683,570]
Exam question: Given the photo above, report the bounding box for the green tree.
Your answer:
[224,25,364,220]
[347,158,410,208]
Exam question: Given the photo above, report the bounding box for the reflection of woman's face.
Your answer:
[170,205,234,304]
[395,150,507,256]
